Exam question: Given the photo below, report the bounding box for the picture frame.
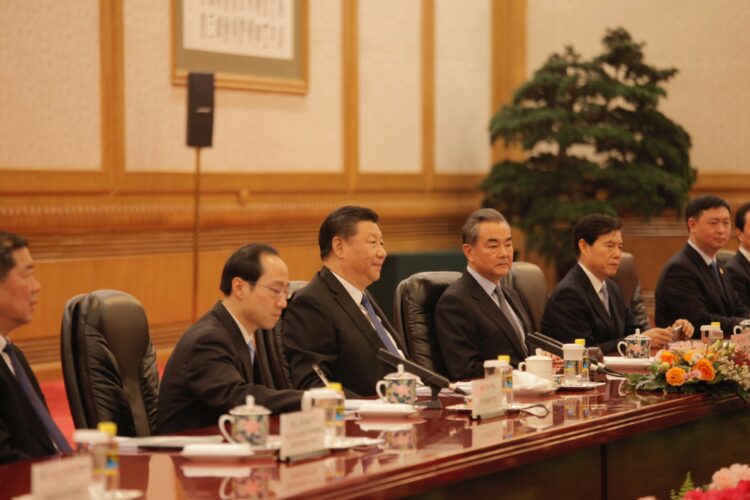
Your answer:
[171,0,308,94]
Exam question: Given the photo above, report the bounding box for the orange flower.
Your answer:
[659,350,679,365]
[693,358,716,381]
[665,367,687,386]
[683,349,702,364]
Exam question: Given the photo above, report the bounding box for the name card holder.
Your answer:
[471,378,505,420]
[279,408,329,462]
[31,455,92,500]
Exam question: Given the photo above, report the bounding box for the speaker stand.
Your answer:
[191,147,202,321]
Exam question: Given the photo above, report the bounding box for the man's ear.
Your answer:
[331,235,346,258]
[462,243,473,263]
[231,277,248,298]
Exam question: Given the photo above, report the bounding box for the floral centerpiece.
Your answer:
[626,340,750,402]
[667,464,750,499]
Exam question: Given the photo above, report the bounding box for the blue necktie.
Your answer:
[709,261,723,288]
[361,294,400,355]
[4,343,72,453]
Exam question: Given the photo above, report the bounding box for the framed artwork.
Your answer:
[172,0,308,94]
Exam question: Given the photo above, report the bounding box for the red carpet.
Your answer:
[39,379,75,445]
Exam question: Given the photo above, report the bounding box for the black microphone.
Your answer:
[376,349,468,396]
[526,332,624,378]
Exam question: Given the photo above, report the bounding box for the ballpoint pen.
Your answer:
[312,364,330,386]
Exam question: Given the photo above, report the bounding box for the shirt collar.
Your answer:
[578,261,605,294]
[687,239,715,266]
[330,270,364,305]
[739,245,750,263]
[466,265,502,298]
[0,335,8,353]
[222,301,253,345]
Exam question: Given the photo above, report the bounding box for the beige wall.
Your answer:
[527,0,750,173]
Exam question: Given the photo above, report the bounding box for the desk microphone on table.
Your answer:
[376,349,468,409]
[526,331,625,378]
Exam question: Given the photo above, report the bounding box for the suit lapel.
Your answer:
[573,265,618,334]
[212,302,255,383]
[684,245,730,310]
[465,274,527,358]
[320,268,398,354]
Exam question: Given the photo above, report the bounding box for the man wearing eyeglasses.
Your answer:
[157,243,303,434]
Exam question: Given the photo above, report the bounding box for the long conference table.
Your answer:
[1,377,749,500]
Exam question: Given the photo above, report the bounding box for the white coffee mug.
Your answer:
[518,355,554,382]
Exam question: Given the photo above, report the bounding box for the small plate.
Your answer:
[556,381,606,391]
[357,403,420,419]
[326,436,383,450]
[514,387,557,396]
[181,444,255,461]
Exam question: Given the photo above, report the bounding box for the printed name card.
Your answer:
[32,455,91,500]
[279,408,328,461]
[471,378,504,420]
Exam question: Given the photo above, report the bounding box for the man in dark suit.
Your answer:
[727,202,750,307]
[157,244,303,434]
[434,209,534,380]
[544,215,692,354]
[1,231,72,464]
[283,206,408,397]
[656,195,750,333]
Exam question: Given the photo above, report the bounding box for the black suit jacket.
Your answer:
[542,264,642,354]
[282,267,408,398]
[655,244,750,333]
[156,302,303,434]
[0,342,57,464]
[727,250,750,308]
[434,270,533,380]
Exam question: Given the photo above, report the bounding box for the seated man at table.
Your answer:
[655,195,750,333]
[1,231,72,463]
[283,206,408,397]
[435,209,534,380]
[727,201,750,307]
[157,243,303,434]
[543,214,692,354]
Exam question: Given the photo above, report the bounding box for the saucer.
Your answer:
[555,381,606,391]
[181,443,255,461]
[357,403,420,419]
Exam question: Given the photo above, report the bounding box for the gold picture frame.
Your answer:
[171,0,308,94]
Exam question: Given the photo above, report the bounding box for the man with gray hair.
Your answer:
[435,209,533,380]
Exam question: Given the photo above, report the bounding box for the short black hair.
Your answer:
[684,195,731,224]
[573,214,622,257]
[219,243,279,296]
[0,231,29,282]
[462,208,507,245]
[736,202,750,232]
[318,206,379,260]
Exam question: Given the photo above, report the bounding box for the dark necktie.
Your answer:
[494,287,529,357]
[709,261,723,289]
[4,343,72,453]
[599,283,611,316]
[361,294,400,356]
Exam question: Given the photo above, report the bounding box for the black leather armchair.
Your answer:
[502,261,548,332]
[393,271,461,377]
[256,280,308,390]
[60,290,159,436]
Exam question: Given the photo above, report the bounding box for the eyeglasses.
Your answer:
[246,280,289,298]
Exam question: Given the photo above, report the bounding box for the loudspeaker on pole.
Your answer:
[186,73,215,148]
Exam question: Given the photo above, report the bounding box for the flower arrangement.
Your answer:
[670,464,750,499]
[626,340,750,402]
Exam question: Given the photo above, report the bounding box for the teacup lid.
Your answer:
[739,319,750,326]
[385,363,419,380]
[626,329,645,339]
[229,395,271,416]
[524,354,550,362]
